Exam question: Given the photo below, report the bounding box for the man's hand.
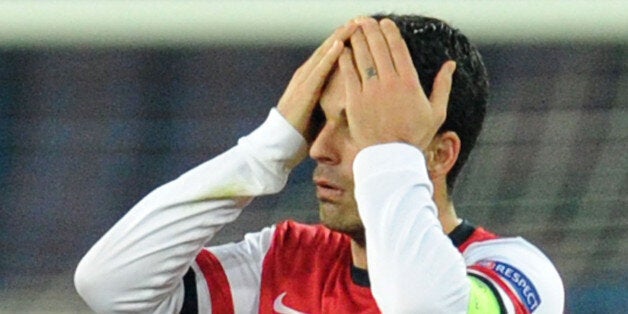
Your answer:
[277,21,357,142]
[339,18,456,152]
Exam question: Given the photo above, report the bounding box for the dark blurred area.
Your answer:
[0,44,626,312]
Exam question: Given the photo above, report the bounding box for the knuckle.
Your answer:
[381,78,399,89]
[401,74,418,85]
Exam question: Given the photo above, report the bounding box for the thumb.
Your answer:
[429,61,456,122]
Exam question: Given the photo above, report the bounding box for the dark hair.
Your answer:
[372,14,489,193]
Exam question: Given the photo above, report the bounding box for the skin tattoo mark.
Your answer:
[366,67,377,79]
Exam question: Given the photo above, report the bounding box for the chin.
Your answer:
[319,202,365,243]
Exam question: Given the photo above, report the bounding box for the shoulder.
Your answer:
[464,236,565,314]
[464,236,558,273]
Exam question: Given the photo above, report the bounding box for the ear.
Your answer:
[426,131,461,180]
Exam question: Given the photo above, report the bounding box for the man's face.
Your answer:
[310,68,364,240]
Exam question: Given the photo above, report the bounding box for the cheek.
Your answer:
[341,145,361,183]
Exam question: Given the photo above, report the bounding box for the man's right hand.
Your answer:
[276,21,357,142]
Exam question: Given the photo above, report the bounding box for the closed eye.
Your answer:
[307,104,326,141]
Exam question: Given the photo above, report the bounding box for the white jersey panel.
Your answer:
[207,225,276,313]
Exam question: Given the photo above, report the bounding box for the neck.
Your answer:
[351,239,367,269]
[350,179,461,270]
[433,177,461,234]
[435,198,461,235]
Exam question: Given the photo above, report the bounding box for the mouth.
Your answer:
[313,178,344,201]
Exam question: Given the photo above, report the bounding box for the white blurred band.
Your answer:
[0,0,626,47]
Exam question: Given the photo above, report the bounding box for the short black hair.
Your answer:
[372,14,489,193]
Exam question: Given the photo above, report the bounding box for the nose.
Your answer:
[309,123,340,165]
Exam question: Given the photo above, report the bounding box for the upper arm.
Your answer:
[182,226,276,313]
[467,273,506,314]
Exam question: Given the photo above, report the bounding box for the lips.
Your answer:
[313,178,344,201]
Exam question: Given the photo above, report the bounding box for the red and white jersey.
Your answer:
[75,109,564,314]
[190,220,562,314]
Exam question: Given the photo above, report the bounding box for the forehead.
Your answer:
[319,68,346,117]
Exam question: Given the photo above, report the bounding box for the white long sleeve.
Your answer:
[74,108,307,313]
[353,143,470,313]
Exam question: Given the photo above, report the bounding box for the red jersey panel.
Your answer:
[259,221,379,314]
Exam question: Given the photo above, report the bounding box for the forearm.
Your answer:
[75,109,306,313]
[354,144,469,313]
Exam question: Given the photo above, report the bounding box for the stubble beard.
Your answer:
[314,164,366,245]
[318,199,366,246]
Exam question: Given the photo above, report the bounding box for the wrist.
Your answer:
[239,108,308,170]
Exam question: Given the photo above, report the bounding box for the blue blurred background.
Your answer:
[0,1,626,313]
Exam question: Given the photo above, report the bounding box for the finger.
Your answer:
[303,39,344,99]
[358,18,396,78]
[277,40,343,136]
[429,61,457,120]
[339,47,361,103]
[350,28,377,84]
[301,21,358,76]
[380,18,418,81]
[319,21,358,58]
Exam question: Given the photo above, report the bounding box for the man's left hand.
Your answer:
[339,17,456,152]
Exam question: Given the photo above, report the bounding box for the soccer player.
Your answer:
[75,15,564,313]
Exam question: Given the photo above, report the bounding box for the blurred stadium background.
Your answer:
[0,1,626,313]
